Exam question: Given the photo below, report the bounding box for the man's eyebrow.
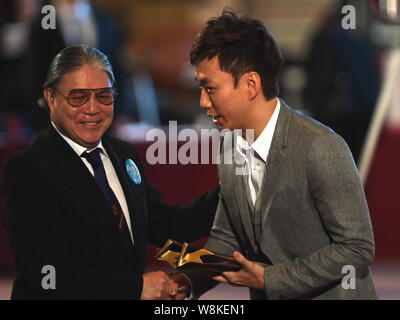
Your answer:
[194,77,209,86]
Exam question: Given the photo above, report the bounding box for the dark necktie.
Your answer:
[81,148,129,233]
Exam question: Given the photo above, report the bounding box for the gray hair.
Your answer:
[38,45,116,110]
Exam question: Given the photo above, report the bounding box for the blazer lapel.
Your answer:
[237,171,259,253]
[42,127,136,264]
[221,131,258,253]
[103,139,147,266]
[258,100,291,246]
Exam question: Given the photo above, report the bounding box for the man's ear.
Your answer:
[43,88,55,113]
[245,71,262,100]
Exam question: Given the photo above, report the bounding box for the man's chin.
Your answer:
[84,140,101,148]
[76,130,107,147]
[75,135,102,148]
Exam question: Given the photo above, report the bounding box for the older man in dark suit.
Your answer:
[2,45,218,299]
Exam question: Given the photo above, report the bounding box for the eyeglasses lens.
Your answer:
[68,88,115,107]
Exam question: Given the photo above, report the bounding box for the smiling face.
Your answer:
[44,64,114,148]
[195,56,251,131]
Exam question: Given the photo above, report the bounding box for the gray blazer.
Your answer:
[189,100,377,300]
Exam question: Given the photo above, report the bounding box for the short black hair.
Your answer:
[190,9,284,99]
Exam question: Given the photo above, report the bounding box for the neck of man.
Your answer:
[242,97,278,142]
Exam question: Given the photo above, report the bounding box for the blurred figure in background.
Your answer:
[303,0,380,163]
[0,0,39,142]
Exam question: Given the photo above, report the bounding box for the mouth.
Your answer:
[80,120,102,127]
[209,115,222,124]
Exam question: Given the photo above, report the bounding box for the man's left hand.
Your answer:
[211,251,267,290]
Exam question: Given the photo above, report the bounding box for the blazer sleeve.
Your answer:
[106,138,219,247]
[264,132,375,300]
[145,183,219,247]
[3,155,143,299]
[121,141,219,247]
[178,194,243,299]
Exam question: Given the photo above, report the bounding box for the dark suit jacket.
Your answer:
[2,126,218,299]
[186,100,377,300]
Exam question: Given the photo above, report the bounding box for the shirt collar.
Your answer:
[252,99,280,162]
[235,99,281,162]
[51,122,108,158]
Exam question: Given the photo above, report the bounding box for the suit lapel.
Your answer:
[103,140,147,255]
[221,132,258,253]
[41,127,137,264]
[226,101,292,253]
[259,100,291,243]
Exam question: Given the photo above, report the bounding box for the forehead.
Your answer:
[58,64,111,89]
[194,56,233,84]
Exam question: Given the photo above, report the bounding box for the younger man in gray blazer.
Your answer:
[171,9,377,300]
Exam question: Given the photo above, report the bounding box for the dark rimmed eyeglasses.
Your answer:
[54,87,117,108]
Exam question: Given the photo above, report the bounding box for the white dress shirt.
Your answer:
[236,99,281,206]
[52,123,134,244]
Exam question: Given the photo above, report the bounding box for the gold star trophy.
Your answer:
[155,239,241,272]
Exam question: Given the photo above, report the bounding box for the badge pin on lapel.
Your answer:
[125,159,141,185]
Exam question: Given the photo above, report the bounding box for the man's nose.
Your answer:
[199,88,212,109]
[83,93,100,114]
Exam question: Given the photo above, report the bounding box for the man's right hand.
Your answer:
[168,273,191,300]
[140,271,172,300]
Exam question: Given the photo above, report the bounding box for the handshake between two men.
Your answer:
[140,271,190,300]
[140,245,268,300]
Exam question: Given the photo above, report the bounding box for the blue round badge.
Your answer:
[125,159,142,185]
